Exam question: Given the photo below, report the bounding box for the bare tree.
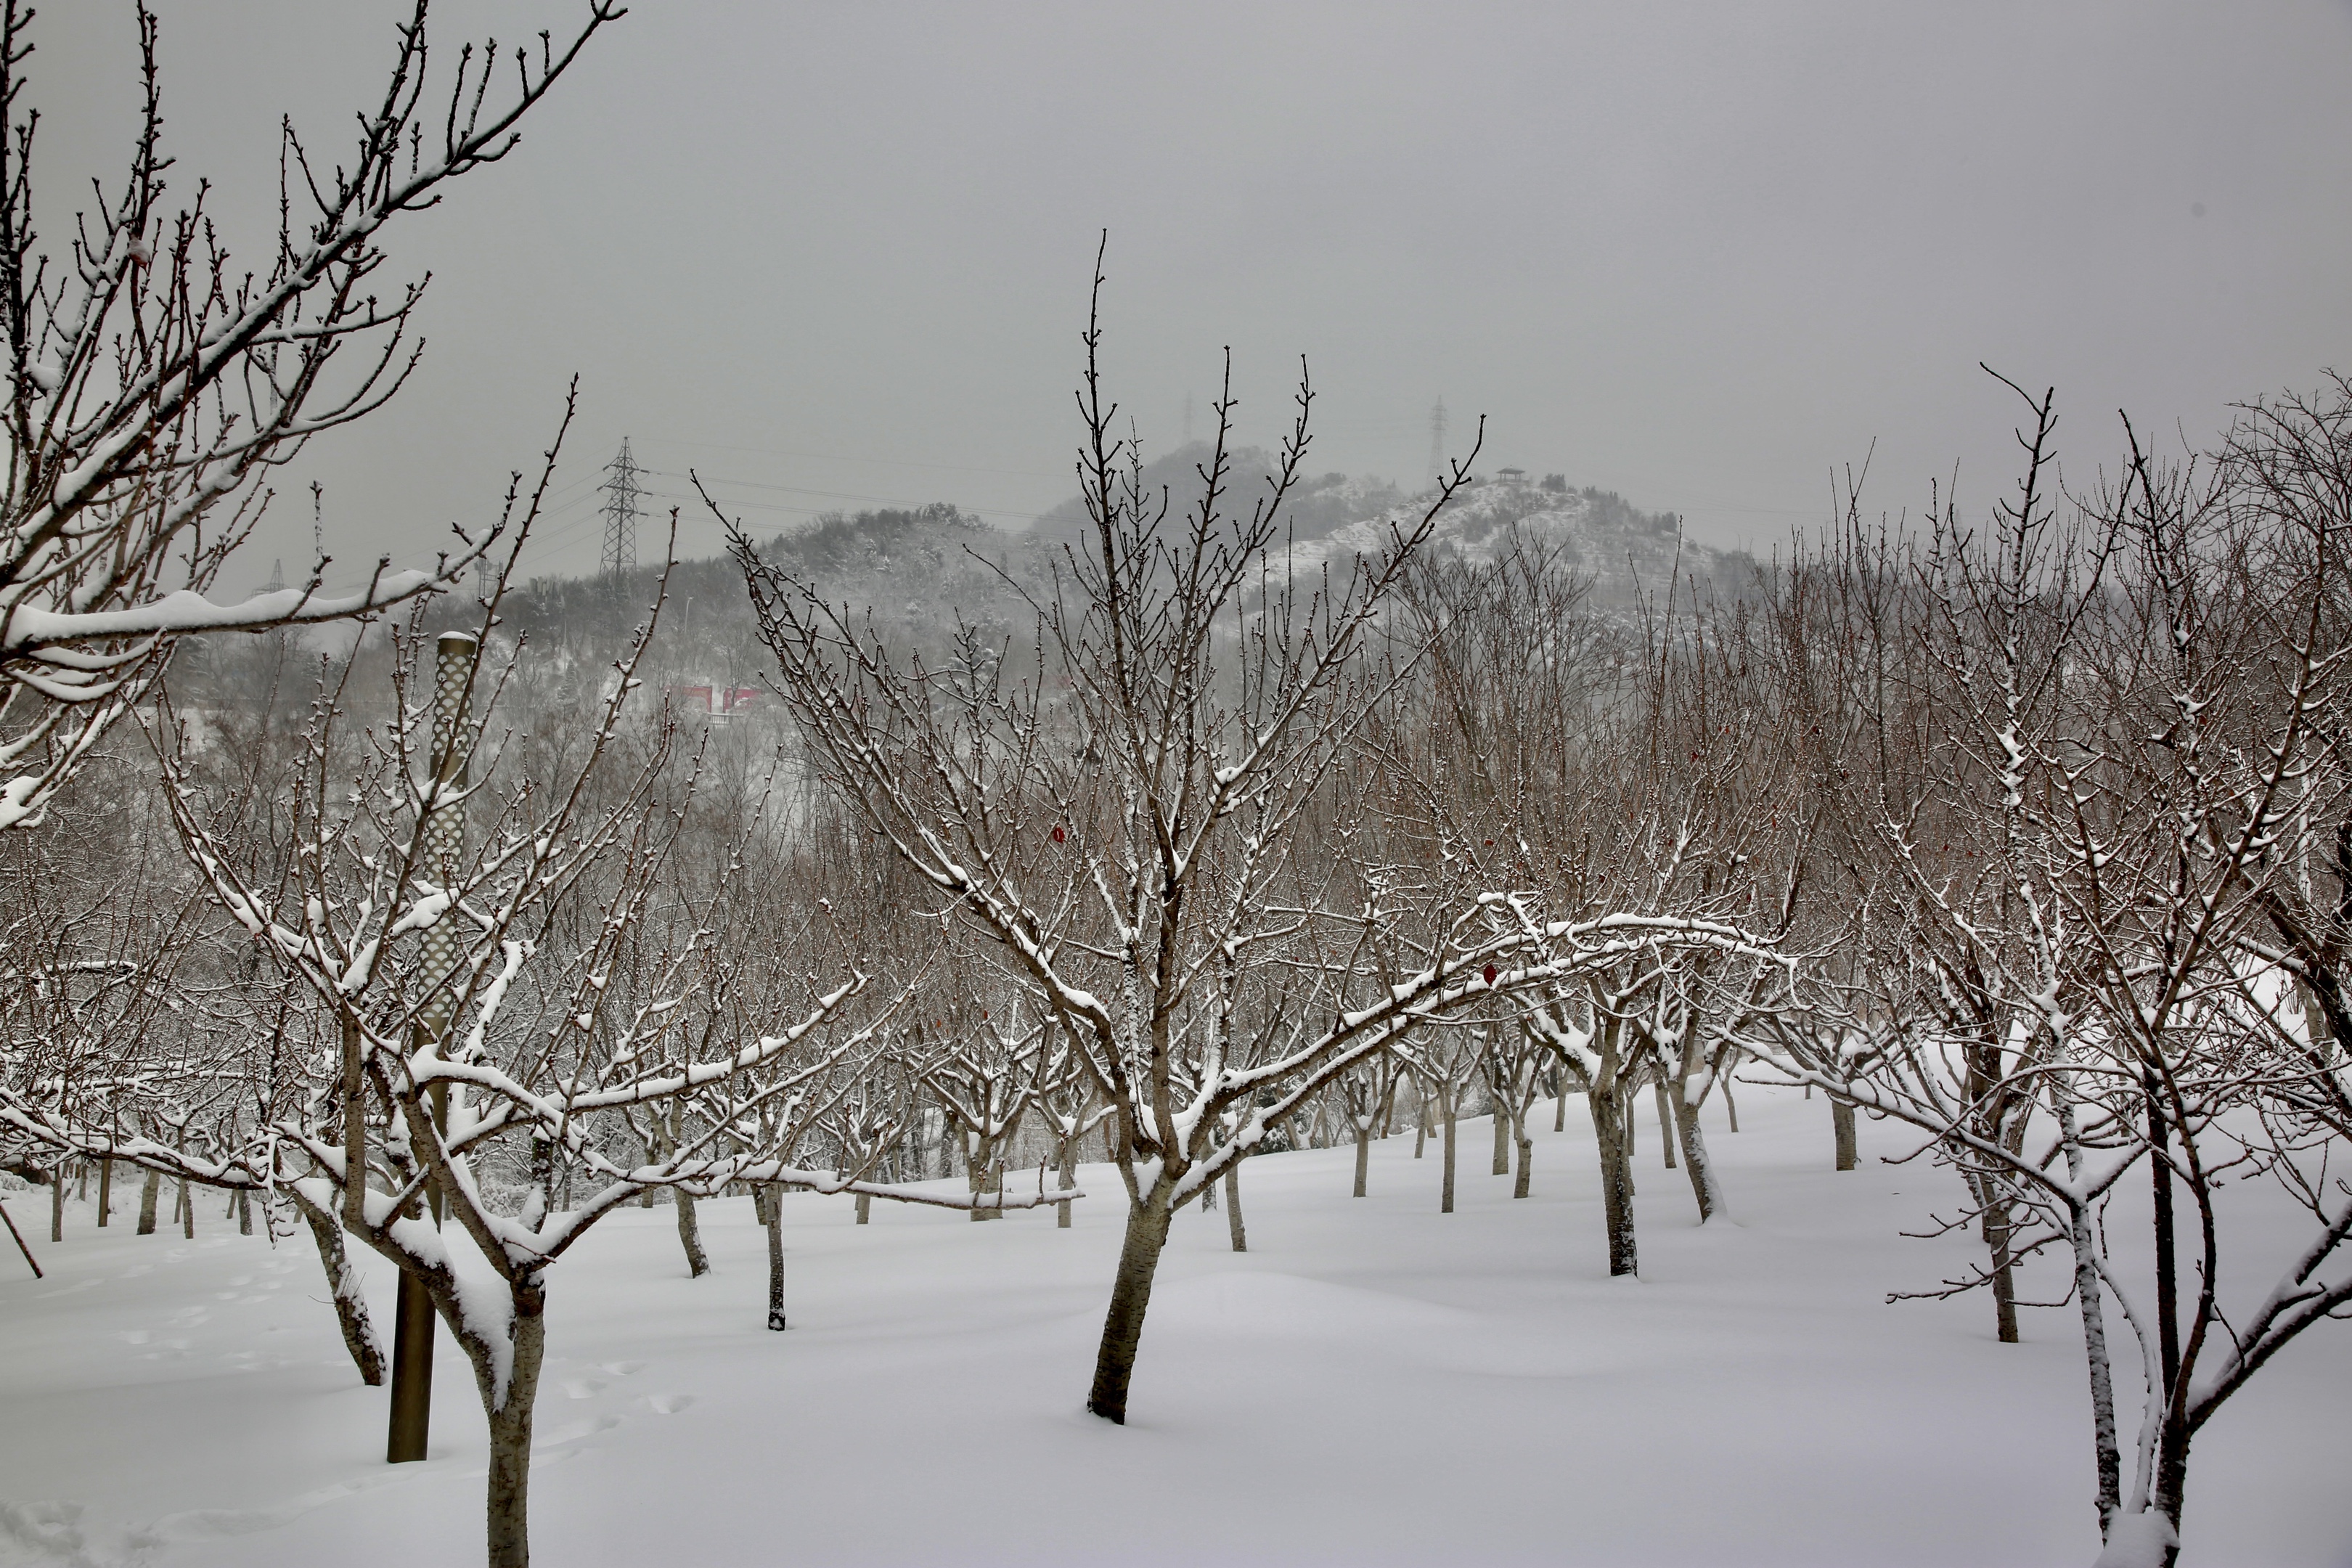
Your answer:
[1760,380,2352,1565]
[0,0,621,832]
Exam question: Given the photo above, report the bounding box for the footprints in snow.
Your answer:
[537,1358,694,1450]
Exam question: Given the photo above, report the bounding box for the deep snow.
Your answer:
[4,1085,2347,1567]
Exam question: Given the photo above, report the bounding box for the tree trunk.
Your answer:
[136,1169,159,1234]
[965,1134,1000,1222]
[1721,1070,1739,1132]
[1654,1077,1677,1169]
[2152,1421,2191,1568]
[2149,1081,2180,1396]
[1353,1124,1372,1198]
[1491,1103,1510,1176]
[1087,1195,1175,1424]
[179,1174,193,1238]
[1832,1098,1858,1170]
[1513,1114,1533,1200]
[1590,1085,1638,1277]
[762,1185,787,1330]
[674,1186,711,1278]
[237,1188,253,1236]
[1057,1136,1078,1229]
[855,1191,871,1225]
[97,1156,111,1226]
[1670,1086,1726,1223]
[1440,1102,1458,1214]
[1554,1082,1568,1132]
[483,1282,547,1568]
[2071,1211,2124,1537]
[50,1169,63,1243]
[302,1201,385,1386]
[1984,1192,2019,1343]
[1223,1160,1246,1252]
[1413,1095,1428,1159]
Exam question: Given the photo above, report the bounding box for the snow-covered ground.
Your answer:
[4,1085,2346,1567]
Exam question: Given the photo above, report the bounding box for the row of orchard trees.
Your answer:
[2,237,2347,1567]
[715,311,2349,1568]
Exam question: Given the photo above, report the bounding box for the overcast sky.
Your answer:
[33,1,2352,586]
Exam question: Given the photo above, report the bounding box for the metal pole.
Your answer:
[388,632,475,1463]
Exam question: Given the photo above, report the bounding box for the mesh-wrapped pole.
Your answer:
[417,632,476,1044]
[388,630,475,1466]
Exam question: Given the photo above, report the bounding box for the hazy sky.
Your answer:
[33,1,2352,587]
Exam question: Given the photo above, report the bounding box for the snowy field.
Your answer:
[4,1084,2347,1568]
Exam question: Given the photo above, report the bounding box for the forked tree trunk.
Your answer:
[1087,1194,1175,1424]
[1589,1084,1637,1277]
[965,1133,1005,1222]
[1654,1078,1677,1169]
[1832,1098,1858,1170]
[1352,1124,1372,1197]
[761,1185,787,1330]
[1223,1161,1246,1252]
[136,1169,160,1234]
[302,1201,385,1385]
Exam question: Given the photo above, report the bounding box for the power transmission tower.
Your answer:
[1425,397,1450,491]
[261,558,285,595]
[599,436,642,586]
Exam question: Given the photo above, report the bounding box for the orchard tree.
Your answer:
[725,248,1779,1424]
[0,0,622,830]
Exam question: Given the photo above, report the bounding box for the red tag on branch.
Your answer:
[1482,963,1498,985]
[1051,825,1066,844]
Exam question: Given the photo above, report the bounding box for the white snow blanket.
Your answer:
[1,1086,2343,1566]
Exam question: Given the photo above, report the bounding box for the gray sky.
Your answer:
[34,1,2352,585]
